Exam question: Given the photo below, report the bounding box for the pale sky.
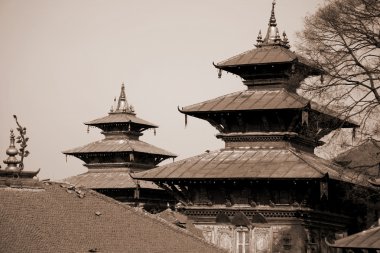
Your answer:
[0,0,324,180]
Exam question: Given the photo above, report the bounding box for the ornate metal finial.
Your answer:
[1,116,41,184]
[283,31,288,43]
[269,0,277,27]
[116,83,129,112]
[3,129,21,171]
[256,1,291,48]
[282,31,290,48]
[111,83,135,114]
[256,30,263,46]
[112,97,117,112]
[274,28,281,43]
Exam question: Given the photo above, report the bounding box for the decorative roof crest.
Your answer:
[269,0,277,27]
[111,83,135,114]
[3,129,20,171]
[255,0,290,49]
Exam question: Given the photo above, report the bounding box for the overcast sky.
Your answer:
[0,0,324,180]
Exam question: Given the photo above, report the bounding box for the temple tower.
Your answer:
[64,83,176,212]
[134,2,375,252]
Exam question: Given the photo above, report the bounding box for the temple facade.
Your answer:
[134,2,376,253]
[64,84,176,212]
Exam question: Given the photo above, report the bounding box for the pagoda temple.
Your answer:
[134,2,377,253]
[64,83,176,212]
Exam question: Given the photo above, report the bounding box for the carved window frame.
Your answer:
[236,226,250,253]
[217,226,233,252]
[252,226,272,253]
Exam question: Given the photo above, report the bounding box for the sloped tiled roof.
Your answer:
[85,113,158,128]
[180,89,357,126]
[216,46,312,67]
[63,138,176,157]
[328,226,380,249]
[334,138,380,177]
[0,182,226,253]
[134,148,364,185]
[157,208,204,238]
[64,169,161,189]
[181,89,307,112]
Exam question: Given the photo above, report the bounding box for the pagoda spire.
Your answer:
[256,0,290,48]
[117,82,128,112]
[269,0,277,27]
[114,83,134,113]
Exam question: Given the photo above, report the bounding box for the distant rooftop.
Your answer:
[334,138,380,178]
[327,225,380,250]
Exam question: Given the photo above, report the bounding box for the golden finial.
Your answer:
[256,30,263,46]
[3,129,21,171]
[269,0,277,26]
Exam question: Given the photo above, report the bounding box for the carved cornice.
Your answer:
[219,135,285,143]
[103,131,142,139]
[86,162,155,170]
[183,208,351,229]
[216,132,319,149]
[217,131,296,139]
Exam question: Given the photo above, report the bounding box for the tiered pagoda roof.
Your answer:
[181,88,355,125]
[65,138,174,160]
[63,83,176,191]
[135,148,360,183]
[135,1,361,186]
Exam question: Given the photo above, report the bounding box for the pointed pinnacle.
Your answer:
[269,0,277,26]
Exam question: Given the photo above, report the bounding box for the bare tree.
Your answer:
[297,0,380,133]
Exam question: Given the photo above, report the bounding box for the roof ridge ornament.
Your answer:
[269,0,277,27]
[256,30,263,46]
[1,115,40,183]
[112,83,135,114]
[255,0,290,49]
[117,82,128,112]
[3,129,21,171]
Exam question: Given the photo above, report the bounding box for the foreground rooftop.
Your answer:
[0,181,225,253]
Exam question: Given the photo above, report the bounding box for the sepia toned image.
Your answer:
[0,0,379,252]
